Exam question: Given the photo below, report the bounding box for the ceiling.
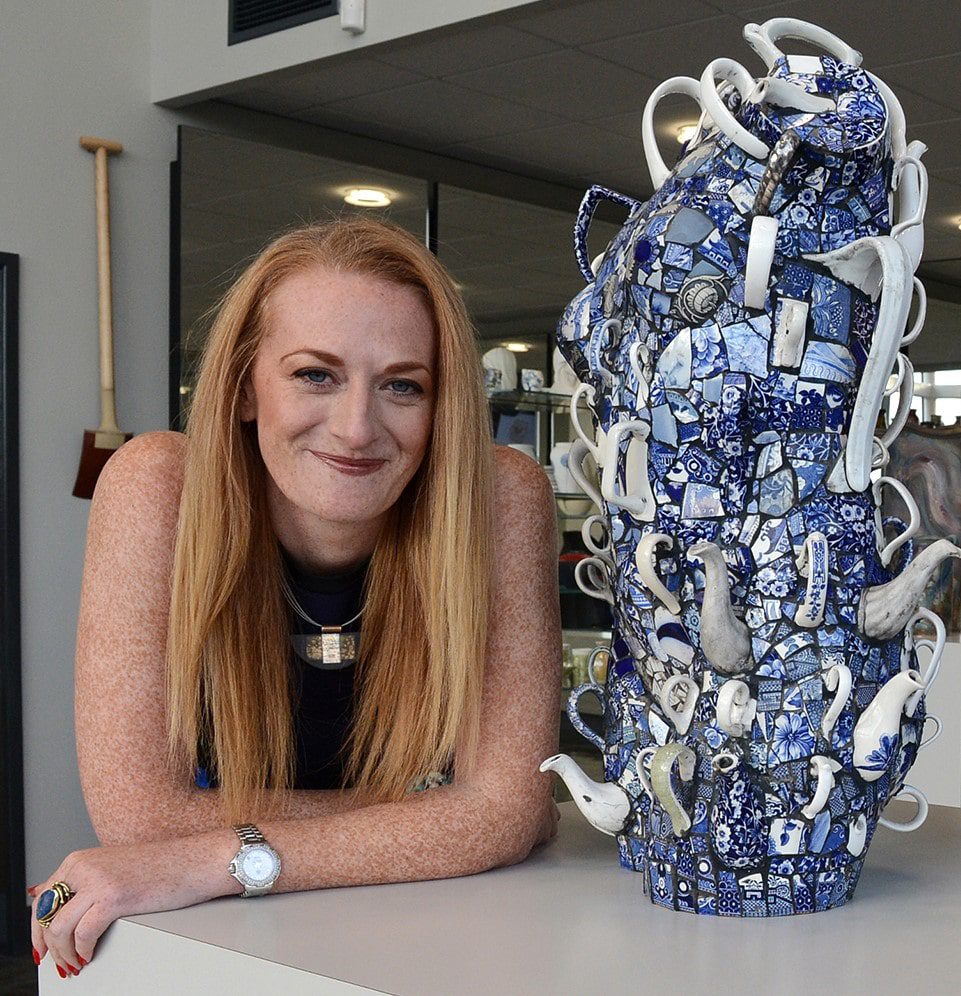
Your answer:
[178,0,961,378]
[216,0,961,285]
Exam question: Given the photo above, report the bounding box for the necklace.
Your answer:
[279,570,363,666]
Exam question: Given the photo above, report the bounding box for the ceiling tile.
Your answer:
[571,166,649,201]
[371,23,562,77]
[920,260,961,284]
[879,54,961,115]
[446,120,642,184]
[244,57,428,109]
[314,78,569,147]
[447,48,657,121]
[583,16,747,83]
[499,0,722,45]
[908,117,961,174]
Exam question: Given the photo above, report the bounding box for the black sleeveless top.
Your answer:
[193,547,370,791]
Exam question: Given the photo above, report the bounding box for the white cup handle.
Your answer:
[568,438,604,510]
[641,75,703,189]
[879,353,915,454]
[699,59,769,161]
[574,556,615,604]
[635,745,659,801]
[878,784,928,832]
[628,341,652,407]
[587,646,610,686]
[744,215,778,310]
[900,277,927,346]
[570,383,601,461]
[602,419,656,520]
[743,17,862,69]
[891,153,929,242]
[919,713,943,751]
[634,532,681,614]
[581,514,613,566]
[904,607,946,717]
[821,664,852,738]
[872,476,920,567]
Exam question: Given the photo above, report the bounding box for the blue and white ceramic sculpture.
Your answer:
[541,17,954,916]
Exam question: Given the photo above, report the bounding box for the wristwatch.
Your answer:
[228,824,282,897]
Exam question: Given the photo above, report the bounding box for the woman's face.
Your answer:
[240,265,437,534]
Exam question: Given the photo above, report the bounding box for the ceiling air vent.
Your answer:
[229,0,337,46]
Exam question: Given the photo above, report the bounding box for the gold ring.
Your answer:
[35,882,75,928]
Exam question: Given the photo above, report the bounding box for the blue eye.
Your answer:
[297,369,331,386]
[388,380,422,396]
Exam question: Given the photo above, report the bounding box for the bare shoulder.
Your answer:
[85,430,189,577]
[492,443,555,520]
[93,429,188,507]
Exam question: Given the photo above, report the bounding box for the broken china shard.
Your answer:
[541,18,954,916]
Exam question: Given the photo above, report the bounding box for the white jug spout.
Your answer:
[688,541,753,674]
[539,754,631,836]
[859,539,961,640]
[853,670,926,782]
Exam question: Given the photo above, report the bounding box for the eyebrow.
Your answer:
[281,349,431,376]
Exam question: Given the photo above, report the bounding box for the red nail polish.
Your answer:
[56,964,66,978]
[66,962,78,975]
[78,956,87,967]
[32,947,41,966]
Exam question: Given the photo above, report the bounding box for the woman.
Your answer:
[30,217,562,977]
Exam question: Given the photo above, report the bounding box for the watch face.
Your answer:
[241,846,277,884]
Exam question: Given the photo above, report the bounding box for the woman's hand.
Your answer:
[29,837,230,977]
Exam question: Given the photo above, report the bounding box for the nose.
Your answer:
[326,381,378,451]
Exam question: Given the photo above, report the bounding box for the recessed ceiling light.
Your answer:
[344,187,392,207]
[676,123,699,145]
[504,342,531,353]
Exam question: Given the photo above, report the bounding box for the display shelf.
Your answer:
[487,388,580,413]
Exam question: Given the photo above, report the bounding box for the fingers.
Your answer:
[29,890,48,964]
[73,902,112,964]
[42,893,96,976]
[31,883,94,977]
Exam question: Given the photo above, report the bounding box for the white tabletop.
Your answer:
[42,799,961,995]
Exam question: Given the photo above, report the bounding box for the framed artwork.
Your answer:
[0,252,25,954]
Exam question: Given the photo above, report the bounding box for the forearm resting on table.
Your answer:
[93,784,377,846]
[185,783,532,901]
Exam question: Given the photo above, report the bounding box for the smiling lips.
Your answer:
[311,451,386,476]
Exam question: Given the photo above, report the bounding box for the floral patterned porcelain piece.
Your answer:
[540,17,956,916]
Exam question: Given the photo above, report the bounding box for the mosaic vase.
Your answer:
[541,16,953,916]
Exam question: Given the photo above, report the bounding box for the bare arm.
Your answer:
[34,443,560,977]
[78,437,560,887]
[157,444,563,894]
[74,431,376,845]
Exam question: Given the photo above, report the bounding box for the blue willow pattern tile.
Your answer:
[546,21,949,917]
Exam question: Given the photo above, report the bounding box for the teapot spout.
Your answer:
[859,538,961,639]
[539,753,631,836]
[688,541,753,674]
[853,670,926,781]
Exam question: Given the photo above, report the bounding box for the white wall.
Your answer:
[1,0,187,885]
[151,0,537,105]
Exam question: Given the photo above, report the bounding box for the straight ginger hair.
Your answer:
[165,217,494,826]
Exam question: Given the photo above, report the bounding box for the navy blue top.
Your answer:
[194,547,370,791]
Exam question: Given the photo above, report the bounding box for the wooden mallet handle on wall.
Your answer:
[72,136,133,499]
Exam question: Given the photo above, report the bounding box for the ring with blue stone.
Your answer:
[35,882,75,928]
